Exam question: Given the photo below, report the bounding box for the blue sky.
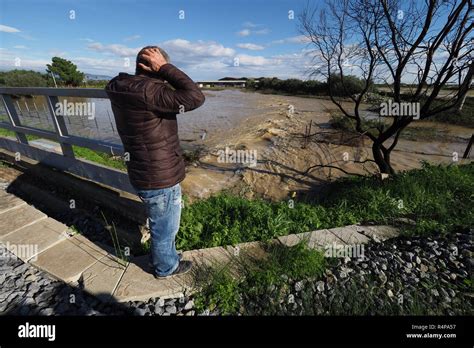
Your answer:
[0,0,314,80]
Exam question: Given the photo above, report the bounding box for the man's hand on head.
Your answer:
[138,48,169,74]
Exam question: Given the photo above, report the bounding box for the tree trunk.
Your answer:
[456,61,473,113]
[372,142,395,175]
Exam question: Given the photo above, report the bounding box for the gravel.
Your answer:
[1,228,472,316]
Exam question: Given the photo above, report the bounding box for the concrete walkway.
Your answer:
[0,188,400,303]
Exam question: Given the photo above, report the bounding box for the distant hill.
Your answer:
[84,73,112,81]
[218,77,248,81]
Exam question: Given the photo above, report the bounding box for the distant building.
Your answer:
[196,79,258,88]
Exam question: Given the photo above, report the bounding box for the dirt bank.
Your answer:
[180,93,472,202]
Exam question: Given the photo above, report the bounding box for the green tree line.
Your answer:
[246,75,371,97]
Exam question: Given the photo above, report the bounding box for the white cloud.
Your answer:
[237,22,270,37]
[237,29,251,37]
[160,39,235,65]
[236,43,265,51]
[254,28,270,35]
[0,24,20,33]
[271,35,311,45]
[13,45,27,49]
[242,21,259,28]
[87,42,140,57]
[236,54,277,66]
[124,34,141,42]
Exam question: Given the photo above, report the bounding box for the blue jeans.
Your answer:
[135,183,182,276]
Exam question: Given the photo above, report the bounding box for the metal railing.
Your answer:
[0,87,134,193]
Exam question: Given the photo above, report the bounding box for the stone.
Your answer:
[316,281,325,292]
[327,225,370,245]
[294,281,304,292]
[184,300,194,311]
[0,205,46,238]
[359,225,400,242]
[32,234,108,283]
[278,229,341,250]
[165,305,177,314]
[379,272,388,285]
[154,305,164,315]
[113,255,183,302]
[134,308,147,316]
[0,193,25,214]
[1,218,68,261]
[81,254,127,301]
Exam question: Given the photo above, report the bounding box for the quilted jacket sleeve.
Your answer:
[144,64,205,113]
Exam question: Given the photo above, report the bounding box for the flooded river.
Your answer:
[1,89,472,201]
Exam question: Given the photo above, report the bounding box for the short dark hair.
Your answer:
[135,46,170,75]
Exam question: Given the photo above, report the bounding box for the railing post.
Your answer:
[46,95,75,158]
[1,94,28,144]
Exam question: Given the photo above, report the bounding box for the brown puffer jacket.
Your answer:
[105,64,205,190]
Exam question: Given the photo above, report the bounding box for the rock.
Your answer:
[316,281,325,292]
[154,306,164,315]
[387,290,394,298]
[165,305,177,314]
[184,300,194,311]
[134,308,147,316]
[379,272,388,285]
[39,308,54,316]
[294,281,304,292]
[419,264,429,273]
[431,289,440,297]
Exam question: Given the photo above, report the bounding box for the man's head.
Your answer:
[135,46,170,75]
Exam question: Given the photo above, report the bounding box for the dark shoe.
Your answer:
[148,251,182,270]
[154,260,193,279]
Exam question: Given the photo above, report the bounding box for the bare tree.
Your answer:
[300,0,473,174]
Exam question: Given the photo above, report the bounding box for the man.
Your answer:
[105,46,205,278]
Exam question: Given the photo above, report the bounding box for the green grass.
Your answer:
[329,113,388,138]
[330,97,474,133]
[0,127,127,170]
[429,96,474,128]
[72,145,126,170]
[194,242,326,315]
[193,239,472,315]
[177,162,473,250]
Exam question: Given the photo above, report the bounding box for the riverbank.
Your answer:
[2,226,471,316]
[181,92,473,202]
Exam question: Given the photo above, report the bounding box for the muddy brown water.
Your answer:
[2,90,472,201]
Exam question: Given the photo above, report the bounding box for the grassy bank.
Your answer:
[178,163,473,250]
[194,242,326,315]
[429,96,474,127]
